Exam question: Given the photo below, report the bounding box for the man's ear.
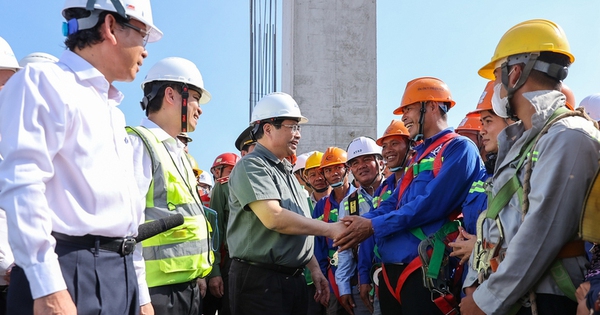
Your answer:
[101,13,119,45]
[164,86,177,106]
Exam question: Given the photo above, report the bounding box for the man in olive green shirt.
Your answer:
[227,92,344,315]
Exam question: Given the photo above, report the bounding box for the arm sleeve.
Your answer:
[208,182,228,279]
[358,235,376,285]
[370,139,482,238]
[335,198,354,295]
[129,133,153,306]
[0,69,68,299]
[473,127,600,315]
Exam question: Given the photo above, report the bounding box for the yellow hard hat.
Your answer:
[479,19,574,80]
[304,151,324,176]
[187,154,201,176]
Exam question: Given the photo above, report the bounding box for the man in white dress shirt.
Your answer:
[0,0,161,314]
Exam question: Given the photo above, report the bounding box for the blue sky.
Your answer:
[2,1,600,172]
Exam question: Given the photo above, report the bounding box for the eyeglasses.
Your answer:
[122,22,150,47]
[279,124,301,133]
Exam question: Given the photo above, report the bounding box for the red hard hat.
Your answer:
[211,153,240,171]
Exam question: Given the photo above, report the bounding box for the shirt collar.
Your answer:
[58,50,124,105]
[140,118,184,149]
[413,128,454,151]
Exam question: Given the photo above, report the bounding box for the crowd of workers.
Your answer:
[0,1,599,315]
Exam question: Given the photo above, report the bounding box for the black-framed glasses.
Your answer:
[122,22,150,47]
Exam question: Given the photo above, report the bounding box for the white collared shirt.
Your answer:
[0,50,144,299]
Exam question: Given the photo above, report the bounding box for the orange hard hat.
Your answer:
[394,77,455,115]
[376,120,410,146]
[561,83,575,110]
[455,115,482,133]
[320,147,347,169]
[467,81,495,116]
[211,153,240,171]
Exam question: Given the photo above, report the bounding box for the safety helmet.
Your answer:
[187,154,201,176]
[177,132,193,144]
[376,120,410,146]
[211,153,240,171]
[293,151,316,174]
[561,83,575,110]
[455,115,482,133]
[479,19,574,80]
[467,81,495,116]
[141,57,211,107]
[0,37,20,72]
[580,94,600,121]
[347,137,382,163]
[251,92,308,124]
[304,151,324,176]
[18,52,59,68]
[394,77,455,115]
[62,0,162,43]
[197,170,214,188]
[319,147,347,169]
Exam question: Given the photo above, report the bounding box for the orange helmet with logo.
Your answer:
[376,120,410,146]
[394,77,455,115]
[319,147,347,169]
[467,81,494,116]
[455,115,482,133]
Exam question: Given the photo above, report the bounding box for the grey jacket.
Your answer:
[465,90,600,314]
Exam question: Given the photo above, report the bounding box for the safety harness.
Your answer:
[381,132,462,315]
[473,107,592,314]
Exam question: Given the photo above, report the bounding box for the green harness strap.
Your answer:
[485,107,576,309]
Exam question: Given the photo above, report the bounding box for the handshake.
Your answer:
[327,216,373,251]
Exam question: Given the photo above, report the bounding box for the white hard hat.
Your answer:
[198,170,214,188]
[141,57,211,105]
[0,37,20,72]
[62,0,162,43]
[293,151,316,174]
[580,93,600,121]
[19,52,59,68]
[251,92,308,124]
[346,136,382,163]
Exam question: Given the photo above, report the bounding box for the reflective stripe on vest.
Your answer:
[127,126,214,288]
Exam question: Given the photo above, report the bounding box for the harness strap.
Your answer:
[348,191,360,216]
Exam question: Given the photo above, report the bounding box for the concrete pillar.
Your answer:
[282,0,377,154]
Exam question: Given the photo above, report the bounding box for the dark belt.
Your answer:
[51,232,136,256]
[233,257,304,277]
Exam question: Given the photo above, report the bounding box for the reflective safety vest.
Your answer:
[127,126,214,288]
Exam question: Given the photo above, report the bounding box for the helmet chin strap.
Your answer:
[181,85,189,133]
[412,102,427,142]
[501,53,539,122]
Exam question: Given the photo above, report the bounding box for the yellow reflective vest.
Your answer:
[127,126,213,288]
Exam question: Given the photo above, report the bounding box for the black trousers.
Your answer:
[377,263,444,315]
[149,279,200,315]
[229,259,308,315]
[7,239,138,315]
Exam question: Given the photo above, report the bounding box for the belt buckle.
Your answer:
[121,237,136,256]
[291,268,303,277]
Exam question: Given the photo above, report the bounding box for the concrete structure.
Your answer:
[282,0,377,153]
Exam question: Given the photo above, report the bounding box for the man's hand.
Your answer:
[208,276,224,298]
[140,303,154,315]
[3,263,13,285]
[326,221,348,241]
[33,290,77,315]
[334,216,373,251]
[448,227,476,265]
[311,268,330,306]
[460,286,485,315]
[198,278,207,298]
[339,294,355,315]
[576,281,591,315]
[359,284,374,314]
